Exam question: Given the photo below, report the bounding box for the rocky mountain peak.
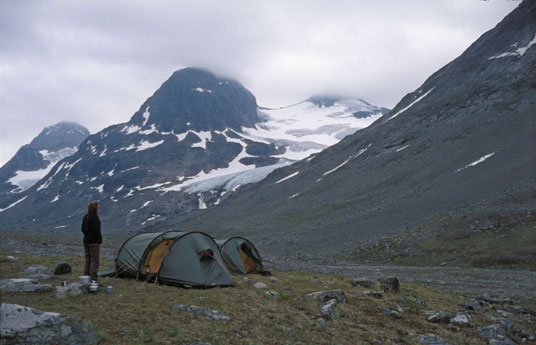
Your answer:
[28,122,90,152]
[127,67,260,133]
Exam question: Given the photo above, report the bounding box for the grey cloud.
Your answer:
[0,0,519,165]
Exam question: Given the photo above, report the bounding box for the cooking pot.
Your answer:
[88,281,98,292]
[79,276,90,284]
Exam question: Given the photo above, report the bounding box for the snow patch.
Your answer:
[386,88,435,122]
[323,157,351,176]
[116,185,124,192]
[141,200,153,208]
[275,171,299,184]
[139,124,158,135]
[121,125,141,135]
[136,139,165,151]
[191,131,212,149]
[198,194,207,209]
[51,195,60,203]
[142,106,150,127]
[489,33,536,59]
[0,196,28,212]
[195,87,213,93]
[396,145,410,152]
[456,153,495,172]
[92,184,104,193]
[289,193,299,199]
[37,162,66,191]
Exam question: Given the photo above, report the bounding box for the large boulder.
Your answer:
[0,303,98,345]
[54,263,72,275]
[0,279,53,293]
[378,277,400,293]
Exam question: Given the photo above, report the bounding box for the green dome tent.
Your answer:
[109,231,234,287]
[215,237,268,275]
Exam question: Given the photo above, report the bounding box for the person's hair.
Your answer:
[88,201,99,213]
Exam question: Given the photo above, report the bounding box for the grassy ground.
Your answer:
[2,251,533,345]
[348,220,536,271]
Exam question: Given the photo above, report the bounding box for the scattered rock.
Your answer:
[450,312,471,326]
[459,299,485,312]
[493,304,535,316]
[6,256,18,260]
[478,294,514,305]
[414,334,452,345]
[350,278,376,289]
[0,303,98,344]
[320,299,339,320]
[317,318,328,327]
[414,296,427,306]
[24,265,52,276]
[269,278,278,283]
[26,273,52,281]
[477,322,515,345]
[55,283,89,298]
[265,290,280,299]
[427,311,451,324]
[172,304,231,321]
[306,289,347,303]
[254,282,268,289]
[378,277,400,293]
[356,290,384,299]
[0,278,53,293]
[382,307,402,319]
[54,263,72,275]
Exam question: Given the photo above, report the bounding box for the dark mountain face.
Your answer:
[0,122,89,197]
[128,68,260,133]
[158,2,536,260]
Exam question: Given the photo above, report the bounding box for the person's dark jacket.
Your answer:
[81,212,102,244]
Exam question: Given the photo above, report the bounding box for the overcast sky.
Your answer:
[0,0,519,166]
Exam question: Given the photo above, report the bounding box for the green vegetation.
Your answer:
[349,220,536,271]
[1,249,528,345]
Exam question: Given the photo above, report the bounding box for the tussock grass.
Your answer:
[1,250,522,345]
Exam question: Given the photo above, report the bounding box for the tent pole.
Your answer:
[154,276,158,286]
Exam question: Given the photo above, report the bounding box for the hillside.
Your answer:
[167,0,536,265]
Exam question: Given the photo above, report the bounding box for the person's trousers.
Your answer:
[84,243,100,281]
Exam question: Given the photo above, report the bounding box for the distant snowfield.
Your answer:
[7,146,78,191]
[247,99,383,159]
[160,99,384,194]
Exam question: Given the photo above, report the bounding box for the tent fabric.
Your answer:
[111,231,234,287]
[216,237,267,275]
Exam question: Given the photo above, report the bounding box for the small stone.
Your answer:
[378,277,400,293]
[382,307,402,319]
[270,278,278,283]
[356,290,384,299]
[24,265,52,276]
[254,282,268,289]
[450,312,471,326]
[26,273,52,280]
[414,334,452,345]
[350,278,376,289]
[427,311,451,324]
[317,318,328,327]
[54,263,72,275]
[265,290,280,299]
[172,304,231,321]
[320,299,339,320]
[306,289,347,303]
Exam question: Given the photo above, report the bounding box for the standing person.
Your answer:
[81,200,102,282]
